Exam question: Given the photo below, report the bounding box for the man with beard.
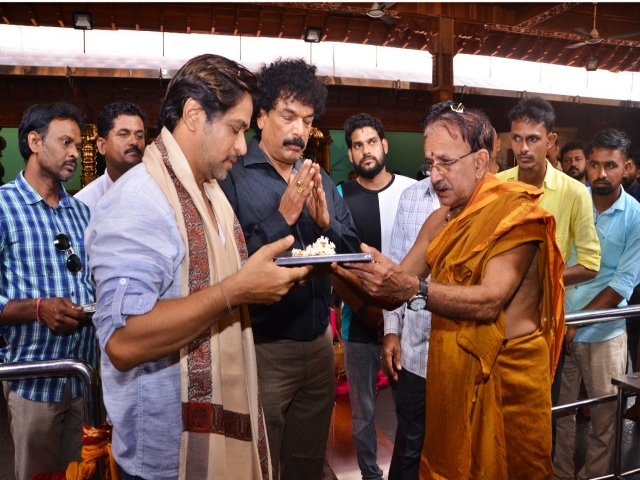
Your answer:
[561,140,588,186]
[219,58,360,480]
[0,104,98,480]
[554,129,640,480]
[76,101,147,212]
[332,113,415,480]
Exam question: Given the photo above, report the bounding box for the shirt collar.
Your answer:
[541,160,558,192]
[592,186,627,215]
[15,171,72,208]
[243,137,305,172]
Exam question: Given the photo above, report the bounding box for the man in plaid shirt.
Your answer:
[0,104,98,480]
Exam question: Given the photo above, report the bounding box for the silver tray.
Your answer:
[274,252,373,266]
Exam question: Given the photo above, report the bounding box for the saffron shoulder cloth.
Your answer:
[143,128,270,480]
[419,175,564,480]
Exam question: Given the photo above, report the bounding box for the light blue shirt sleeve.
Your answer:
[85,171,185,351]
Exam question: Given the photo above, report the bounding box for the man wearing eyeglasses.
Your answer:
[75,101,147,212]
[0,104,98,480]
[336,101,564,479]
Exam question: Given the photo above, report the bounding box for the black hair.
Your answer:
[629,144,640,170]
[252,58,327,139]
[159,54,258,133]
[18,103,84,161]
[97,101,147,139]
[420,100,494,158]
[344,113,385,148]
[587,128,631,159]
[560,140,587,160]
[508,96,555,134]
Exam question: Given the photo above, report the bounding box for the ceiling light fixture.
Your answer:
[72,11,93,30]
[586,55,599,71]
[304,26,323,43]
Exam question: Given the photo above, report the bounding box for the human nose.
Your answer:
[429,163,445,183]
[235,134,248,156]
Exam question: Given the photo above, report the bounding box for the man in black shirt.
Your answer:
[219,58,359,480]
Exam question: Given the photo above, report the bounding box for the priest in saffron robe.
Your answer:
[338,101,564,479]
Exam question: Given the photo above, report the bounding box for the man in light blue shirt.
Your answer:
[554,129,640,480]
[383,178,439,479]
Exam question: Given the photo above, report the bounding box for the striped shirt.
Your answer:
[0,171,98,402]
[383,179,439,378]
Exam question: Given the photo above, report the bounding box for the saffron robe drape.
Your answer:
[419,175,565,480]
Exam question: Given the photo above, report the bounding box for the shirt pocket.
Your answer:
[600,236,624,269]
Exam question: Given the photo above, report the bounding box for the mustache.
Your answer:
[362,155,378,163]
[125,146,142,155]
[283,137,305,149]
[517,155,533,161]
[434,180,452,191]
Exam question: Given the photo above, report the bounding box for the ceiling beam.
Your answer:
[110,4,116,31]
[516,3,579,28]
[186,5,191,34]
[27,4,37,27]
[134,3,139,31]
[234,4,240,36]
[210,4,216,34]
[277,9,286,38]
[343,16,354,43]
[55,3,64,28]
[0,4,9,25]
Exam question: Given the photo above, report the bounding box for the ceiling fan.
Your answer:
[566,2,640,49]
[329,2,399,26]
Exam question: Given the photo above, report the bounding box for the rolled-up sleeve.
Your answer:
[85,174,184,351]
[572,186,601,272]
[609,218,640,301]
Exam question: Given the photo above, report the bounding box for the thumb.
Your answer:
[360,243,385,261]
[256,235,295,260]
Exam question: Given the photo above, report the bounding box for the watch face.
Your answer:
[409,296,427,311]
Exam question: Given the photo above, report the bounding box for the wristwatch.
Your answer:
[407,278,428,311]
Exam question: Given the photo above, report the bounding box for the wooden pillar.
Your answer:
[431,16,455,103]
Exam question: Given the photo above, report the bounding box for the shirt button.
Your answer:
[119,278,127,285]
[575,286,578,289]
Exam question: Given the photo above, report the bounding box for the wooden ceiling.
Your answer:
[1,2,640,72]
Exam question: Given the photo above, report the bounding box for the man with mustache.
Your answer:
[496,98,600,444]
[219,58,360,480]
[336,100,564,478]
[554,129,640,480]
[561,140,588,186]
[76,101,147,212]
[332,113,415,480]
[0,104,98,480]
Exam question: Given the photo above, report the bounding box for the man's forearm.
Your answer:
[332,267,399,310]
[0,299,38,325]
[563,264,598,286]
[106,282,233,372]
[426,281,504,323]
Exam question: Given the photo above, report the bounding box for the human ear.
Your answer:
[27,131,42,155]
[96,137,107,156]
[182,98,203,132]
[256,109,268,130]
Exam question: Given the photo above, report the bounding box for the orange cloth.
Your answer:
[65,424,121,480]
[419,175,564,480]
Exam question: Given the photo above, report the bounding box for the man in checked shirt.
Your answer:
[0,104,97,480]
[383,177,439,480]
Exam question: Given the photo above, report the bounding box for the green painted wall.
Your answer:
[329,130,425,185]
[0,127,84,191]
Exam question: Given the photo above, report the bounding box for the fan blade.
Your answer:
[379,13,399,26]
[565,42,588,49]
[606,30,640,40]
[574,26,591,37]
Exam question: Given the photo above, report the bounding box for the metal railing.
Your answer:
[0,359,101,427]
[552,304,640,479]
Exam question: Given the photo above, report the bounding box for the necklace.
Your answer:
[444,209,452,226]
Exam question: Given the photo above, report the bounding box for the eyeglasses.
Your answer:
[421,151,475,177]
[450,103,464,113]
[54,233,82,273]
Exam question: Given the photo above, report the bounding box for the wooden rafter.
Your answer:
[300,12,308,40]
[110,4,116,30]
[0,4,9,25]
[278,9,286,38]
[159,4,164,33]
[210,4,216,34]
[27,4,37,27]
[134,3,139,31]
[504,36,523,59]
[256,6,264,37]
[516,3,579,28]
[55,3,64,28]
[234,4,240,36]
[343,16,354,43]
[186,5,191,34]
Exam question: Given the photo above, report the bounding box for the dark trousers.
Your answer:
[388,368,426,480]
[254,326,335,480]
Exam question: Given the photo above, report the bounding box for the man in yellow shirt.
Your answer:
[496,97,600,446]
[496,96,600,284]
